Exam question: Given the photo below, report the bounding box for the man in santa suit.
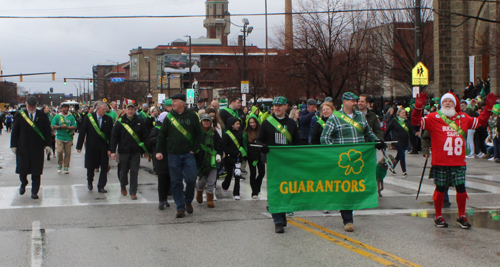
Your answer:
[413,91,498,228]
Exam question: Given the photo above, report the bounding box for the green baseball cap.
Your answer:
[272,96,287,105]
[493,104,500,115]
[200,113,212,121]
[164,99,172,106]
[342,92,359,101]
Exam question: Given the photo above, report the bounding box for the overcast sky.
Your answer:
[0,0,286,96]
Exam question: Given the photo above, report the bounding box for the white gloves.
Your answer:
[11,147,16,155]
[45,146,51,154]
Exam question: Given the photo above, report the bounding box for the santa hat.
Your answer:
[440,92,460,113]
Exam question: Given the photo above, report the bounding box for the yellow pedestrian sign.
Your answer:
[412,62,428,86]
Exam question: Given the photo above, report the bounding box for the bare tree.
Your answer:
[272,0,376,101]
[368,0,434,94]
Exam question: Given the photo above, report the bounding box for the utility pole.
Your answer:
[415,0,422,64]
[414,0,422,96]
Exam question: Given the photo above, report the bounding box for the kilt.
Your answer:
[429,166,467,187]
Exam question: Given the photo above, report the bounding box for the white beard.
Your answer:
[440,107,456,117]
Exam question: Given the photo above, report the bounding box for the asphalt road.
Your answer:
[1,131,500,267]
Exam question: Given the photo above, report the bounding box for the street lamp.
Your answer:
[184,35,192,92]
[241,19,253,81]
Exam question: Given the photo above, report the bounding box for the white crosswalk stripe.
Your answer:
[0,177,269,210]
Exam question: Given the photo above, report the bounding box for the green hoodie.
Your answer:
[156,108,202,154]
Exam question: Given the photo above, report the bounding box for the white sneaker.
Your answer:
[213,188,217,201]
[252,195,258,199]
[477,152,485,157]
[466,155,475,159]
[233,195,240,200]
[222,189,228,196]
[489,157,495,161]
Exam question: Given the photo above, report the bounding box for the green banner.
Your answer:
[267,143,378,213]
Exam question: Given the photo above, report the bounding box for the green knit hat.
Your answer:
[493,104,500,115]
[164,99,172,106]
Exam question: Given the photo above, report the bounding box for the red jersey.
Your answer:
[421,112,479,166]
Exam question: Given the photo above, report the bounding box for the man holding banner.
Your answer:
[110,101,148,200]
[413,92,497,228]
[320,92,384,232]
[257,96,300,234]
[76,101,113,193]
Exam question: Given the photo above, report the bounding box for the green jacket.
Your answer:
[156,108,202,155]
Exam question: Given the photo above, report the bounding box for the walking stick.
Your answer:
[416,154,429,200]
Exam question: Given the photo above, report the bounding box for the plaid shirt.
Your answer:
[320,109,378,144]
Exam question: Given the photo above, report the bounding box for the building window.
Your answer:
[215,58,219,64]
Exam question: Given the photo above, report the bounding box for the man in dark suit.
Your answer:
[10,96,52,199]
[76,101,113,193]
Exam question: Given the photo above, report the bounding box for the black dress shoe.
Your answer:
[31,193,39,199]
[275,223,285,234]
[19,185,26,195]
[88,184,93,191]
[97,188,107,193]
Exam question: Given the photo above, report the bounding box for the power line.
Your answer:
[0,8,421,19]
[1,7,498,24]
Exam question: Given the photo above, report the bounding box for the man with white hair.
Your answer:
[413,91,498,228]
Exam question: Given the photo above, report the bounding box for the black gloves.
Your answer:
[375,140,387,150]
[261,144,270,154]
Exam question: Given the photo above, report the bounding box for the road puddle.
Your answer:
[409,208,500,230]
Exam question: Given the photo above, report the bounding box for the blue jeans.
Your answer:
[168,153,197,211]
[394,145,407,173]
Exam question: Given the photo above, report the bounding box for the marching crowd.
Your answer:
[6,85,500,234]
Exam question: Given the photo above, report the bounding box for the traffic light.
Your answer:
[89,78,93,85]
[60,96,62,99]
[163,75,167,84]
[50,87,53,93]
[20,74,23,82]
[52,73,55,81]
[158,77,162,84]
[64,78,67,84]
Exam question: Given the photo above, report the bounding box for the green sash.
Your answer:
[58,114,74,138]
[316,116,326,129]
[20,111,45,141]
[223,107,238,118]
[266,116,293,144]
[88,114,108,144]
[226,130,247,157]
[167,112,193,144]
[201,143,217,167]
[396,118,409,133]
[155,125,161,130]
[332,111,364,133]
[437,110,469,154]
[118,118,149,155]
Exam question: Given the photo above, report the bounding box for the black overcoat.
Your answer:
[146,121,169,175]
[76,113,113,169]
[10,109,52,175]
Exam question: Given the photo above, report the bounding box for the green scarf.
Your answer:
[198,127,216,176]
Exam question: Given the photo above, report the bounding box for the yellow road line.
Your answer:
[289,217,422,267]
[287,220,399,266]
